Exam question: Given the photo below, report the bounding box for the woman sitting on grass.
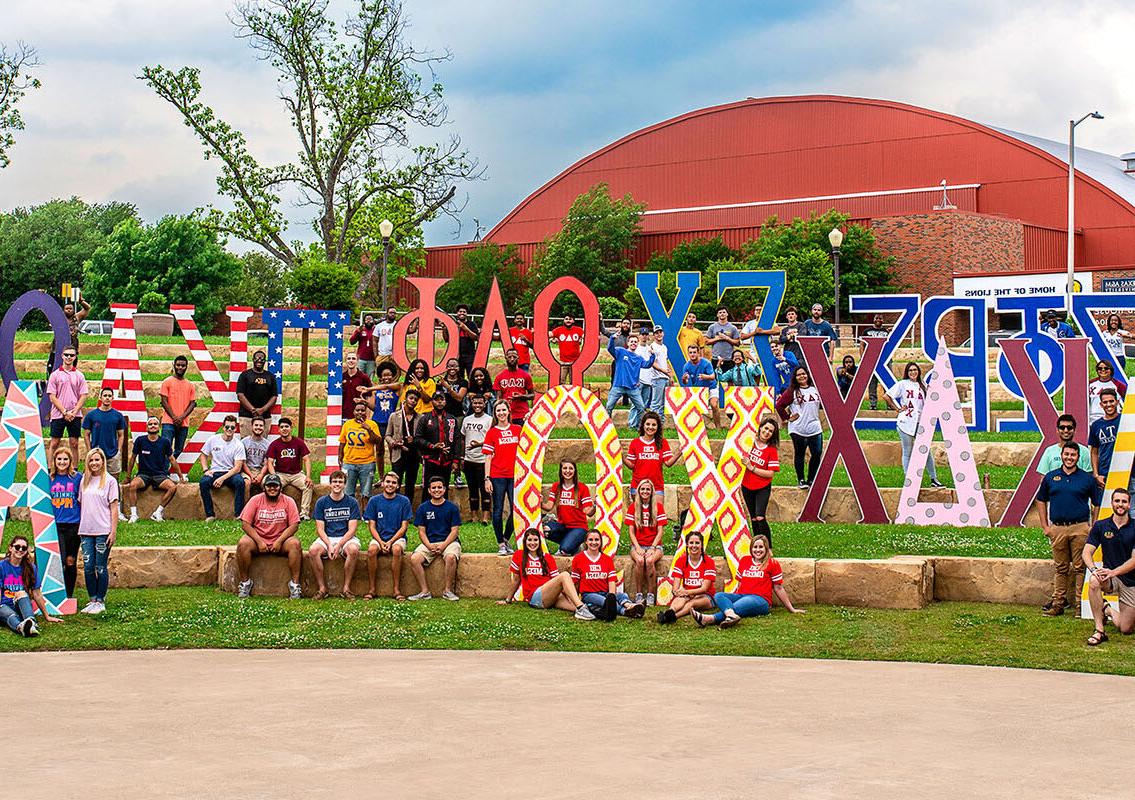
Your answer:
[657,531,716,625]
[625,479,667,607]
[499,529,596,620]
[0,536,60,637]
[693,533,804,627]
[570,530,645,620]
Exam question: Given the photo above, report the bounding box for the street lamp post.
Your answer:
[379,218,394,310]
[828,227,844,328]
[1067,111,1104,310]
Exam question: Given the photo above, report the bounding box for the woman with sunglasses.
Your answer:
[78,447,119,615]
[0,536,60,636]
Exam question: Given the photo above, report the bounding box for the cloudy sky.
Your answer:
[2,0,1133,249]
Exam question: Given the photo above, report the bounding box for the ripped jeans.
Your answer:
[81,535,111,602]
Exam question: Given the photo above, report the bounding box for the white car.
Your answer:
[77,320,113,336]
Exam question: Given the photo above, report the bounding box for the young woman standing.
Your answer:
[49,448,83,599]
[741,416,780,543]
[482,400,522,556]
[775,366,822,489]
[885,362,945,488]
[623,411,678,491]
[78,447,119,615]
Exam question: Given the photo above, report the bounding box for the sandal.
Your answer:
[395,594,406,601]
[312,590,328,601]
[339,590,355,601]
[363,593,376,601]
[1087,629,1108,646]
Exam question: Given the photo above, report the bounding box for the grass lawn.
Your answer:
[0,587,1126,676]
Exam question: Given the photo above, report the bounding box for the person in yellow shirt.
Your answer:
[401,358,436,415]
[340,400,383,504]
[677,312,707,361]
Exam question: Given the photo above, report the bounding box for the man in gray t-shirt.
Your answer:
[705,307,741,369]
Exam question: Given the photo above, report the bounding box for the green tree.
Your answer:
[288,247,358,310]
[222,251,291,309]
[622,237,740,319]
[436,242,524,313]
[0,197,139,308]
[140,0,479,273]
[343,191,426,305]
[83,216,242,324]
[0,41,40,168]
[527,183,644,315]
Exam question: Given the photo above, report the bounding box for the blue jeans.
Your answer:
[344,462,376,498]
[606,385,645,426]
[81,535,111,602]
[898,429,938,482]
[160,423,189,457]
[583,591,631,615]
[199,472,246,518]
[711,591,770,623]
[490,477,515,545]
[0,597,34,632]
[649,377,669,415]
[544,521,587,555]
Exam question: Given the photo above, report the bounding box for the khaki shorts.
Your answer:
[413,540,462,565]
[105,453,123,476]
[1104,576,1135,607]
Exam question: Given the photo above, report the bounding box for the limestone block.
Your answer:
[75,546,220,588]
[815,557,933,609]
[929,556,1051,605]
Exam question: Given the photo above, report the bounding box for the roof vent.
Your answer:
[1122,152,1135,173]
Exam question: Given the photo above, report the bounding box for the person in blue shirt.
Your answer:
[364,471,413,600]
[366,363,402,478]
[680,344,722,429]
[409,476,462,601]
[0,536,60,637]
[1089,389,1122,509]
[803,303,838,358]
[1082,487,1135,644]
[81,388,128,479]
[605,332,656,427]
[716,349,762,388]
[49,448,83,599]
[768,340,798,396]
[307,470,362,600]
[1041,310,1075,339]
[1035,443,1097,616]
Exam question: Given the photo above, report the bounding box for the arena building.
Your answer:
[419,95,1135,321]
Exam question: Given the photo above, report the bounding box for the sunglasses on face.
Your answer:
[11,544,27,552]
[1057,424,1075,430]
[224,425,237,431]
[63,353,76,359]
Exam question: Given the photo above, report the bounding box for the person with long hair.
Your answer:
[570,530,645,620]
[625,480,668,606]
[885,362,944,488]
[741,416,780,543]
[49,448,82,599]
[0,536,60,636]
[657,531,716,625]
[498,529,596,620]
[465,366,495,412]
[541,460,595,555]
[775,366,822,489]
[716,348,762,388]
[402,358,436,414]
[1100,314,1134,369]
[78,447,119,615]
[693,533,804,627]
[1088,360,1126,426]
[482,400,521,556]
[624,411,678,492]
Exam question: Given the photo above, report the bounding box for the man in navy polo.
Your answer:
[1035,442,1097,616]
[1082,487,1135,644]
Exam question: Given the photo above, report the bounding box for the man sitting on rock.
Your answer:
[408,475,462,601]
[236,473,302,599]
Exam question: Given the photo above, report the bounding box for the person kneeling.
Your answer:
[308,469,362,600]
[570,529,643,620]
[693,533,804,627]
[235,473,303,599]
[499,529,595,620]
[657,531,716,624]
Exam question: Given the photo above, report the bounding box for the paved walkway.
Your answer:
[12,649,1134,799]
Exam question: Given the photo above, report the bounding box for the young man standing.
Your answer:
[198,415,247,521]
[265,417,313,520]
[494,349,535,426]
[739,302,779,362]
[415,391,462,492]
[777,306,807,363]
[1035,443,1097,616]
[859,314,890,409]
[236,473,302,599]
[409,475,463,601]
[680,343,722,428]
[804,303,838,358]
[644,326,672,417]
[82,388,127,478]
[1035,414,1092,475]
[508,313,534,372]
[340,400,382,504]
[385,389,421,505]
[606,333,655,427]
[341,351,373,413]
[1082,488,1135,644]
[308,469,362,600]
[705,307,741,370]
[124,415,183,522]
[46,346,87,464]
[460,393,493,524]
[236,350,278,437]
[677,312,706,362]
[1089,389,1122,515]
[241,415,271,497]
[159,355,197,456]
[551,313,584,385]
[768,340,798,396]
[1040,310,1074,339]
[453,304,480,381]
[375,307,398,368]
[350,313,378,377]
[364,471,413,600]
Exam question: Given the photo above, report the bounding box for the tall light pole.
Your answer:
[379,218,394,310]
[1067,111,1103,310]
[828,227,844,327]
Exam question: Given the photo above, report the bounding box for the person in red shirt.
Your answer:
[571,530,645,620]
[693,533,804,627]
[482,400,522,555]
[493,348,535,425]
[741,416,781,544]
[540,460,595,555]
[657,531,716,625]
[509,313,534,373]
[625,479,667,606]
[499,529,596,619]
[623,411,679,491]
[349,313,378,377]
[551,313,584,385]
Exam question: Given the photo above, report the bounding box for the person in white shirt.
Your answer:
[885,362,945,489]
[774,366,823,489]
[460,394,494,524]
[376,306,398,365]
[739,302,779,362]
[197,414,247,521]
[642,326,673,417]
[1099,314,1134,370]
[1088,360,1125,425]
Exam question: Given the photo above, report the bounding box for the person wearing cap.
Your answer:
[235,471,302,599]
[1040,310,1074,339]
[641,326,673,418]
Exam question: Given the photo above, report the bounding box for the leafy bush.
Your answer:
[436,242,524,312]
[223,251,290,308]
[138,291,167,313]
[288,248,358,311]
[598,296,628,322]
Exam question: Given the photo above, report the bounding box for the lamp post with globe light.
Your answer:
[379,218,394,309]
[828,227,844,328]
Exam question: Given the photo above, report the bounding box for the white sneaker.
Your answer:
[150,507,164,522]
[118,512,129,522]
[574,605,597,621]
[646,592,656,607]
[169,473,181,483]
[27,621,39,637]
[408,591,432,601]
[80,602,99,614]
[17,618,34,636]
[287,580,302,600]
[89,601,105,615]
[442,589,459,601]
[237,579,253,599]
[128,511,139,524]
